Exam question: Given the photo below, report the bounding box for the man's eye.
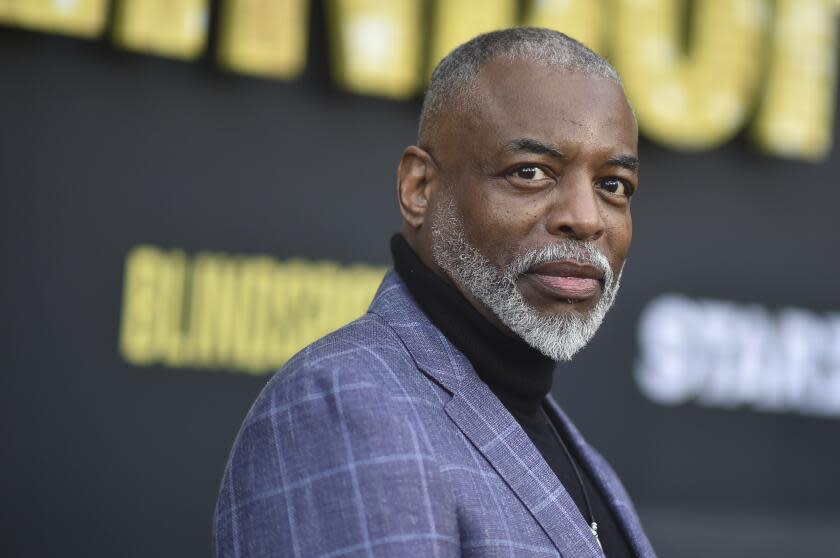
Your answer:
[600,177,630,196]
[512,166,548,181]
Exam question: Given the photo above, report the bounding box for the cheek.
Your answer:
[604,211,632,264]
[457,183,534,261]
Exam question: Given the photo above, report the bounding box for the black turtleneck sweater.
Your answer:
[391,234,634,558]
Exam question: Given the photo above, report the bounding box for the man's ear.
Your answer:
[397,146,437,228]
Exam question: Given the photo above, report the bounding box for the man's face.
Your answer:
[421,58,638,359]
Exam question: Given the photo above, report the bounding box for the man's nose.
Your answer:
[545,173,605,242]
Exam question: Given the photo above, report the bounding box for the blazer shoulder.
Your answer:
[264,311,417,402]
[236,311,431,451]
[214,313,459,557]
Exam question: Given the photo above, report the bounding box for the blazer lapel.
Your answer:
[444,372,604,558]
[545,396,657,558]
[369,271,605,558]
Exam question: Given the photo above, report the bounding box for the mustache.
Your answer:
[504,241,613,285]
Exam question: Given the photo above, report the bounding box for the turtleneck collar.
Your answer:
[390,233,556,415]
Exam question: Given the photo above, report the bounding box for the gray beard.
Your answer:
[430,195,623,361]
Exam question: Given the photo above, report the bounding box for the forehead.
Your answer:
[468,58,637,157]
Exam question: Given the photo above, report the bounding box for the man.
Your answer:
[215,28,655,557]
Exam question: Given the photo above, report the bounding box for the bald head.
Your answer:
[418,27,622,147]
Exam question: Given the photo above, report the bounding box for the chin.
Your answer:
[521,291,601,318]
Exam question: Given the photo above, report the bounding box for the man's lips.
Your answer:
[524,261,604,300]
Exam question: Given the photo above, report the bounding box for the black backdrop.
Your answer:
[2,4,839,557]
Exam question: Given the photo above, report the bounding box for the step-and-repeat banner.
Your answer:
[2,1,838,557]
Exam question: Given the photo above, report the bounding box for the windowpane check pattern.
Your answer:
[214,271,656,558]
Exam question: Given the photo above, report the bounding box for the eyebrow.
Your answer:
[504,138,639,173]
[503,138,564,159]
[605,154,640,173]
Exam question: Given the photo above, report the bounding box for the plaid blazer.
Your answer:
[214,270,656,557]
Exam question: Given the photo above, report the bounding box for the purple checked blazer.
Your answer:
[214,270,656,557]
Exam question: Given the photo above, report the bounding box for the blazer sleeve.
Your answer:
[213,364,461,557]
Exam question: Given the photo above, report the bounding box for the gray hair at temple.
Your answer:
[418,27,622,145]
